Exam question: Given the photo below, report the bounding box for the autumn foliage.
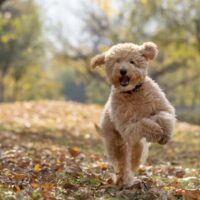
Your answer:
[0,101,199,199]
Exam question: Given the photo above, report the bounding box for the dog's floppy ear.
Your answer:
[90,53,105,69]
[140,42,158,60]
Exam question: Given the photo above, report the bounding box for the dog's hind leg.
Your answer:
[101,113,127,185]
[103,129,127,185]
[140,138,150,165]
[131,138,149,171]
[131,141,143,171]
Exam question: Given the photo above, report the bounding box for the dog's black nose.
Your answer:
[120,69,127,75]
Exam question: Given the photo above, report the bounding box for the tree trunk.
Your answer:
[194,18,200,52]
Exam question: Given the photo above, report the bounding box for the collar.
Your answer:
[122,83,143,94]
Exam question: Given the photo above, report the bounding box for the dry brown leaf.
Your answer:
[175,170,185,178]
[184,189,200,200]
[68,147,80,157]
[42,183,54,190]
[175,188,186,196]
[63,182,78,190]
[31,183,39,189]
[15,185,21,192]
[42,190,49,199]
[14,173,25,181]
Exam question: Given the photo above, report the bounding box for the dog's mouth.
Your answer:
[119,76,130,87]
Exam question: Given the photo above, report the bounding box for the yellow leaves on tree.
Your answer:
[94,0,116,16]
[0,33,16,43]
[140,0,148,5]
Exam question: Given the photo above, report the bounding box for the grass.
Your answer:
[0,100,199,200]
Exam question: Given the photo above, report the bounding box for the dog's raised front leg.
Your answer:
[150,111,176,144]
[120,119,165,145]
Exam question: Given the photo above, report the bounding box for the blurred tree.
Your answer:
[59,68,86,102]
[52,0,200,111]
[0,0,59,101]
[0,0,7,7]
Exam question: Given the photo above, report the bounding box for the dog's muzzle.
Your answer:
[119,76,130,87]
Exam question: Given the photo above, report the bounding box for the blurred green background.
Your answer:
[0,0,200,124]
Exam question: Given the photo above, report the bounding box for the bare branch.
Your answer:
[165,73,200,91]
[151,61,185,79]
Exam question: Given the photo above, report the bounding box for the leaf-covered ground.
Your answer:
[0,101,199,200]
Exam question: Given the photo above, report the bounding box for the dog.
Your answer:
[91,42,176,186]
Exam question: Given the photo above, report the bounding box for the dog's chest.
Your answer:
[111,92,156,123]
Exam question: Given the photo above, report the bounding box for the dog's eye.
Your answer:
[130,60,135,65]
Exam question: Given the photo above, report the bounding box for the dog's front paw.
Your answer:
[158,133,171,145]
[122,174,140,188]
[114,172,136,188]
[141,119,164,143]
[114,173,124,186]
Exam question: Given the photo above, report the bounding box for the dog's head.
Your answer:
[91,42,158,92]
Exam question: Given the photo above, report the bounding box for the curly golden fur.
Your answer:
[91,42,176,186]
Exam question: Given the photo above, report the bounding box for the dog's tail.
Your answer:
[94,123,101,134]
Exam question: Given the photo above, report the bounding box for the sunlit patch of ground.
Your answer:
[0,101,199,199]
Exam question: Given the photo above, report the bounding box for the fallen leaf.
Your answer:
[33,164,41,172]
[31,183,39,189]
[175,170,185,178]
[15,185,21,192]
[68,147,80,157]
[63,182,78,190]
[14,173,24,181]
[184,189,200,200]
[4,169,10,176]
[42,190,49,199]
[175,188,185,196]
[42,182,54,190]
